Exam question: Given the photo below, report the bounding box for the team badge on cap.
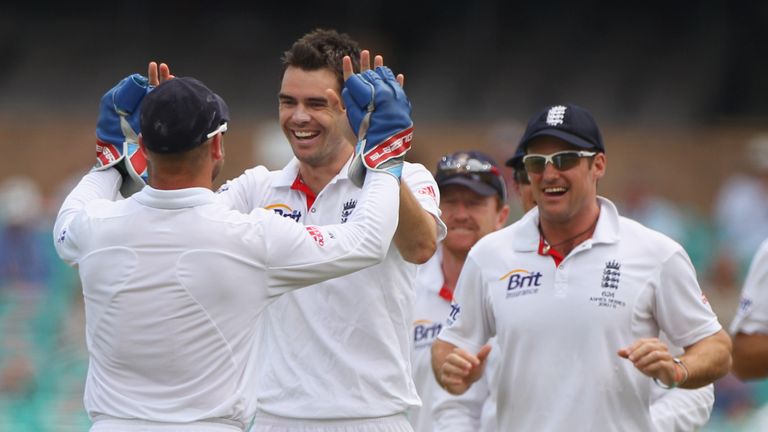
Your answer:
[546,105,567,126]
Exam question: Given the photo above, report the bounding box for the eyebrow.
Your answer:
[277,93,328,105]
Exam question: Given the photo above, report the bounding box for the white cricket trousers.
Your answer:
[90,417,243,431]
[249,413,413,432]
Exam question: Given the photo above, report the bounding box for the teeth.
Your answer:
[544,187,566,193]
[294,131,317,138]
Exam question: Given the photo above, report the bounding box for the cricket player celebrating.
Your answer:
[52,61,413,431]
[214,30,444,432]
[408,151,510,432]
[431,104,731,431]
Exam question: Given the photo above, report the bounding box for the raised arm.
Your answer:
[394,182,438,263]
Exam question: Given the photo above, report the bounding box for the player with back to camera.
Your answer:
[52,60,412,432]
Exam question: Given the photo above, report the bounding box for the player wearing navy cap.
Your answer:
[408,151,509,432]
[432,104,731,431]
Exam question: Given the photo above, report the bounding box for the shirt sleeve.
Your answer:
[437,254,494,353]
[53,169,122,265]
[215,165,271,213]
[402,162,447,241]
[649,384,714,432]
[731,239,768,334]
[262,171,399,294]
[655,248,723,348]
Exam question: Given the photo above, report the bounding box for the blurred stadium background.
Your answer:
[1,2,768,430]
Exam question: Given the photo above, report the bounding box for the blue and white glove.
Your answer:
[94,73,153,197]
[342,66,413,187]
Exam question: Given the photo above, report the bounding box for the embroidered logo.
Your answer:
[265,203,302,222]
[305,226,325,246]
[56,228,67,245]
[589,260,626,309]
[417,185,436,199]
[341,199,357,224]
[500,269,542,299]
[546,105,567,126]
[446,303,461,327]
[413,319,442,349]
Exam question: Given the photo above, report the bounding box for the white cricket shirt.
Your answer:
[216,157,445,419]
[409,245,498,432]
[438,197,722,431]
[731,238,768,335]
[53,168,400,428]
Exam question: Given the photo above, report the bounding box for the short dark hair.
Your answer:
[281,29,361,91]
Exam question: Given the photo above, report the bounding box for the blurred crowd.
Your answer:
[3,133,768,431]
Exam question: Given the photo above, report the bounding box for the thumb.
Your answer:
[324,89,343,112]
[477,344,492,362]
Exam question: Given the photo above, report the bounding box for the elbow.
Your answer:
[400,237,437,264]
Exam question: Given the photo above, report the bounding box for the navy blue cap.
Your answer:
[516,104,604,155]
[436,150,507,201]
[140,77,230,154]
[505,144,526,169]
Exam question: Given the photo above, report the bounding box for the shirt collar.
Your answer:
[511,196,621,252]
[132,186,216,209]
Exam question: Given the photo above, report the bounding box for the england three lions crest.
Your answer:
[341,199,357,223]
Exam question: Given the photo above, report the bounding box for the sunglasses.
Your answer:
[522,150,596,174]
[436,155,507,200]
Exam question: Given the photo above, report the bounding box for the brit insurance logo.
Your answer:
[413,319,442,350]
[500,269,542,299]
[589,260,626,309]
[265,203,302,222]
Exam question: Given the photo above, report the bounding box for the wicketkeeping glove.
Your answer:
[342,66,413,187]
[94,73,153,197]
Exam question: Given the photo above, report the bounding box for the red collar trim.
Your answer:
[438,284,453,302]
[290,173,316,210]
[538,237,565,267]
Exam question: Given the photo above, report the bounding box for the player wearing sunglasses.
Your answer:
[432,104,731,431]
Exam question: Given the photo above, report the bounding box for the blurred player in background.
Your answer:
[215,29,444,431]
[408,150,510,432]
[52,62,408,431]
[432,103,731,431]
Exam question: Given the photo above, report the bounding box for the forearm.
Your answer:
[394,180,437,264]
[679,329,732,389]
[732,332,768,380]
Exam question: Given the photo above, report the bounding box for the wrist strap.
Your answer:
[653,357,688,389]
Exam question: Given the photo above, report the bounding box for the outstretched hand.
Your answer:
[618,337,680,386]
[148,61,174,87]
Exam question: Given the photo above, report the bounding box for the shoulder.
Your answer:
[618,215,683,256]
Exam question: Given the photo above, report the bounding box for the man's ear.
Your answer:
[211,134,224,160]
[593,152,607,180]
[138,134,149,158]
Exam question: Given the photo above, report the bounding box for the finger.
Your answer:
[373,55,384,69]
[159,63,172,83]
[324,88,342,111]
[617,348,630,359]
[148,61,159,86]
[397,73,405,88]
[477,344,492,362]
[343,56,354,81]
[442,362,471,377]
[360,50,371,72]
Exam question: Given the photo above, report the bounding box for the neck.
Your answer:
[148,169,213,191]
[441,248,467,294]
[298,149,353,194]
[539,200,600,256]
